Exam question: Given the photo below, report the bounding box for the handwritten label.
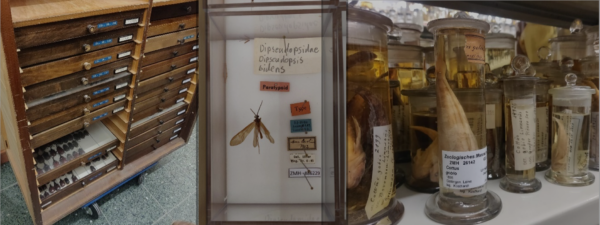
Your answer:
[114,94,126,102]
[177,109,186,115]
[91,70,109,79]
[290,153,315,164]
[442,147,488,190]
[290,101,311,116]
[93,38,113,46]
[287,137,316,150]
[93,87,110,95]
[591,112,599,166]
[93,100,109,108]
[179,88,188,94]
[94,56,112,64]
[176,119,185,125]
[193,45,199,50]
[510,98,536,170]
[176,98,185,103]
[365,125,394,219]
[254,37,321,75]
[189,57,198,63]
[464,33,485,64]
[555,110,585,174]
[98,21,117,28]
[187,68,196,74]
[115,82,128,90]
[170,135,179,141]
[288,168,321,178]
[182,78,192,84]
[536,106,550,163]
[260,81,290,92]
[118,35,133,43]
[486,104,496,129]
[290,119,312,133]
[117,51,131,59]
[113,106,124,114]
[114,66,128,74]
[124,18,139,25]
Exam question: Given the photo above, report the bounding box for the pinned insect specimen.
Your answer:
[229,101,274,153]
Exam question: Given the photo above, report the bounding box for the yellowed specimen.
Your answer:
[347,116,366,189]
[410,126,439,182]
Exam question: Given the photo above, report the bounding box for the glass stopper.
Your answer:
[453,11,471,19]
[511,54,531,76]
[570,19,583,34]
[502,65,514,78]
[537,46,551,61]
[565,73,578,86]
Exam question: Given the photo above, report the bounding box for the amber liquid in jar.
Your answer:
[408,112,439,191]
[486,103,505,179]
[486,48,515,72]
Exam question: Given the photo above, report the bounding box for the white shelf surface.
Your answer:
[395,169,599,225]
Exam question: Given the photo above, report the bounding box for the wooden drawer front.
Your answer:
[137,80,191,103]
[26,73,131,122]
[36,140,119,186]
[15,10,143,49]
[133,91,187,113]
[132,93,187,121]
[147,14,198,37]
[41,159,118,210]
[139,51,197,81]
[18,27,138,67]
[130,102,188,138]
[144,28,197,53]
[24,59,133,102]
[142,41,197,67]
[21,42,135,87]
[137,63,195,94]
[126,124,182,157]
[126,118,184,148]
[30,100,128,149]
[151,2,198,22]
[29,89,129,135]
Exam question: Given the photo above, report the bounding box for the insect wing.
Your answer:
[229,122,255,146]
[259,121,275,143]
[253,125,258,148]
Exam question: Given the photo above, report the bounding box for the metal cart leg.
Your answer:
[137,172,147,185]
[84,202,102,219]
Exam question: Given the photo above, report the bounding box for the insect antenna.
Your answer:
[250,108,256,116]
[256,100,263,115]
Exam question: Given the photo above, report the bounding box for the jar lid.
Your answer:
[348,8,393,33]
[548,73,596,96]
[503,55,539,81]
[427,12,490,34]
[389,44,422,64]
[485,33,516,40]
[394,23,423,32]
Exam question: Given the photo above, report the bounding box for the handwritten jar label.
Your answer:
[510,98,536,170]
[464,33,485,64]
[260,81,290,92]
[536,106,550,163]
[365,125,394,219]
[287,137,316,150]
[253,37,322,75]
[290,101,311,116]
[290,153,315,164]
[442,147,487,190]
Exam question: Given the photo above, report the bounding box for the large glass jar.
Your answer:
[485,33,516,74]
[392,23,423,46]
[535,79,553,171]
[582,25,599,171]
[548,21,587,72]
[485,88,505,180]
[347,8,403,224]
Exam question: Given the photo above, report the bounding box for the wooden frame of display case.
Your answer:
[0,0,201,224]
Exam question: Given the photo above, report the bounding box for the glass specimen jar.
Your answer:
[484,88,505,180]
[420,28,434,48]
[535,79,553,171]
[393,23,423,46]
[545,73,596,186]
[549,20,587,72]
[582,25,599,171]
[485,32,516,74]
[347,8,403,224]
[500,55,542,193]
[425,12,502,224]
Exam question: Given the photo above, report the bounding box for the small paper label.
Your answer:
[260,81,290,92]
[98,21,117,28]
[290,119,312,133]
[182,78,191,84]
[117,51,131,59]
[177,109,186,115]
[170,135,178,140]
[485,104,496,129]
[176,98,185,103]
[365,125,395,219]
[254,37,322,75]
[93,87,110,95]
[287,137,316,150]
[179,88,188,94]
[288,168,321,178]
[94,56,112,64]
[464,33,485,64]
[290,153,315,164]
[176,119,184,125]
[118,35,133,43]
[591,112,599,166]
[93,38,113,46]
[173,127,182,133]
[115,82,128,90]
[186,68,196,74]
[536,106,550,163]
[114,94,126,102]
[510,98,536,170]
[93,112,108,121]
[290,101,311,116]
[124,18,139,25]
[91,70,110,79]
[193,45,199,50]
[189,57,198,62]
[114,66,128,74]
[113,106,124,113]
[442,147,488,190]
[93,100,109,108]
[106,146,117,152]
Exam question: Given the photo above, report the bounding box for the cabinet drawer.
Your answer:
[137,63,195,94]
[137,80,191,103]
[126,118,184,148]
[29,89,129,135]
[150,2,198,22]
[144,28,197,53]
[21,42,135,87]
[126,125,182,159]
[132,93,187,121]
[18,27,138,67]
[24,59,132,102]
[139,51,197,81]
[133,91,187,113]
[130,102,188,138]
[30,100,128,149]
[26,73,131,122]
[15,10,143,49]
[141,41,197,67]
[147,14,198,37]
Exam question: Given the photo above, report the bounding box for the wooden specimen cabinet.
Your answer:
[0,0,202,224]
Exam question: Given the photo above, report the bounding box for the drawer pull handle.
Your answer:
[81,77,89,85]
[83,108,90,115]
[171,65,177,70]
[161,98,166,102]
[177,39,185,45]
[157,130,163,134]
[158,107,164,112]
[83,95,91,102]
[155,138,160,143]
[159,119,164,124]
[172,51,179,56]
[168,77,174,82]
[87,25,96,34]
[164,88,169,93]
[152,144,157,150]
[83,121,90,128]
[81,181,86,186]
[186,6,192,13]
[83,62,92,70]
[82,44,91,52]
[179,23,186,30]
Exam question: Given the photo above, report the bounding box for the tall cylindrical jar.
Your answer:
[582,25,599,171]
[484,88,505,179]
[347,8,403,224]
[535,79,553,171]
[425,13,501,224]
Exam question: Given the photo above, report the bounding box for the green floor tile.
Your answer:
[96,180,165,225]
[1,163,18,190]
[54,208,111,225]
[167,193,197,225]
[1,184,34,225]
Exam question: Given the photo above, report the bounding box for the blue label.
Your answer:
[94,56,112,64]
[93,100,109,108]
[90,172,103,181]
[290,119,312,133]
[93,87,110,95]
[93,113,108,121]
[183,35,195,40]
[91,70,110,79]
[93,38,113,46]
[87,152,102,161]
[98,21,117,28]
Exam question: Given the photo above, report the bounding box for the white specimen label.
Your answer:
[115,82,128,90]
[187,68,196,74]
[176,119,185,125]
[125,18,139,25]
[170,135,178,140]
[555,110,585,174]
[510,98,536,170]
[591,112,599,165]
[289,153,315,164]
[112,106,124,113]
[182,78,191,84]
[106,146,117,152]
[179,88,188,94]
[442,147,487,190]
[189,57,198,62]
[117,51,131,59]
[485,104,496,129]
[193,45,199,50]
[536,106,549,163]
[177,109,186,115]
[115,66,128,74]
[288,168,321,178]
[254,37,322,75]
[365,125,394,219]
[114,94,126,102]
[118,35,133,43]
[174,127,182,133]
[176,98,185,103]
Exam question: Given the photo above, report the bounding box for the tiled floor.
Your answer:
[0,125,198,225]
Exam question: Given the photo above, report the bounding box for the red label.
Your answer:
[260,81,290,92]
[290,101,311,116]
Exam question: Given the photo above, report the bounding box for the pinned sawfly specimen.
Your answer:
[229,101,274,153]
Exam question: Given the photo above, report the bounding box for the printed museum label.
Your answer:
[442,147,488,190]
